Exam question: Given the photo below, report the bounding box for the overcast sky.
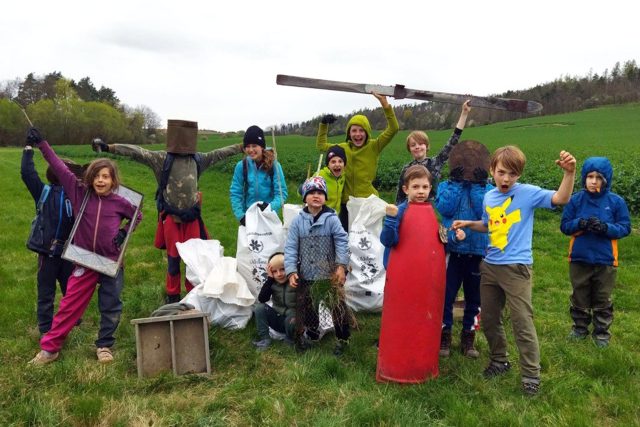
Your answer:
[3,0,638,132]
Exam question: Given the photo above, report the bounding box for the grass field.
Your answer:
[0,104,639,426]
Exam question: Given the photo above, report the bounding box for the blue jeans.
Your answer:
[254,303,296,340]
[442,252,482,331]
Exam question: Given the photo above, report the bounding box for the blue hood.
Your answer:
[581,157,613,192]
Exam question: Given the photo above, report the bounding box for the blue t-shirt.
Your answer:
[482,183,554,265]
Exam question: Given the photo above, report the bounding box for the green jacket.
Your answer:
[317,105,399,203]
[318,166,345,214]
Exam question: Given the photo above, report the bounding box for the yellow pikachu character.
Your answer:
[486,197,521,251]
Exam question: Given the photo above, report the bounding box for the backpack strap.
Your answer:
[36,184,51,212]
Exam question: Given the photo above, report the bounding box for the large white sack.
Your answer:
[201,257,255,307]
[236,202,285,297]
[344,195,388,312]
[182,285,253,330]
[176,238,255,329]
[175,239,223,286]
[283,203,303,235]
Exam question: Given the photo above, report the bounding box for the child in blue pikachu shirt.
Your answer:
[560,156,631,348]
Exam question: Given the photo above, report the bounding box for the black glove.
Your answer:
[587,217,608,235]
[450,166,464,182]
[472,167,488,183]
[26,127,44,145]
[577,218,589,230]
[92,139,109,153]
[258,202,269,211]
[239,216,246,226]
[113,229,127,249]
[321,114,337,125]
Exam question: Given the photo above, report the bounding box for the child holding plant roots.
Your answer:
[28,127,142,365]
[284,176,352,356]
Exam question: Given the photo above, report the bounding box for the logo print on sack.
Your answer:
[360,261,379,279]
[248,239,264,253]
[252,266,268,284]
[358,236,372,251]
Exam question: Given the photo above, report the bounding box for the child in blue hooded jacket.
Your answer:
[560,157,631,347]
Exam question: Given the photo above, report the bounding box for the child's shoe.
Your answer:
[460,330,479,358]
[522,376,541,396]
[567,329,588,340]
[252,338,272,351]
[96,347,114,364]
[482,360,511,378]
[594,338,609,348]
[439,329,452,357]
[29,350,59,365]
[333,339,349,356]
[165,293,181,304]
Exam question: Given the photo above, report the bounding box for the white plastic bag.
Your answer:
[175,239,223,286]
[344,195,388,312]
[236,202,285,297]
[183,285,254,330]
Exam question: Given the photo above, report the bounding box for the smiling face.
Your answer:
[585,171,603,193]
[403,177,432,202]
[408,138,428,161]
[92,167,114,196]
[349,125,367,147]
[328,157,344,177]
[244,143,264,162]
[491,160,520,193]
[270,264,287,284]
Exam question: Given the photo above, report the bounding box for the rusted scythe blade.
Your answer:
[276,74,542,114]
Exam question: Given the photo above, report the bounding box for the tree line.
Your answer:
[273,59,640,136]
[0,72,160,147]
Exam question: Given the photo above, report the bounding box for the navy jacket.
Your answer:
[560,157,631,266]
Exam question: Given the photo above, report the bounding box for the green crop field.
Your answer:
[0,104,638,426]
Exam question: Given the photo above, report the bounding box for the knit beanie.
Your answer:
[326,145,347,166]
[301,176,328,202]
[243,125,266,148]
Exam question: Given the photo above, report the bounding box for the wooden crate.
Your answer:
[130,311,210,378]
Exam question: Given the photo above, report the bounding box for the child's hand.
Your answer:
[385,204,399,217]
[455,228,466,241]
[331,265,347,287]
[372,92,389,107]
[288,273,299,288]
[451,220,467,229]
[555,150,576,173]
[462,99,472,114]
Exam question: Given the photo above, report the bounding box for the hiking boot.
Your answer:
[460,330,480,359]
[522,376,541,396]
[96,347,114,364]
[252,338,272,351]
[295,336,312,353]
[483,360,511,378]
[567,329,588,340]
[165,293,181,304]
[29,350,59,366]
[333,339,348,357]
[439,329,452,357]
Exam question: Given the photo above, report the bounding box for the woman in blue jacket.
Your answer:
[229,125,287,224]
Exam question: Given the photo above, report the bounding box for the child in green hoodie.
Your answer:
[317,93,399,230]
[318,145,346,217]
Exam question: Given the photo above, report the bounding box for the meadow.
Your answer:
[0,104,638,426]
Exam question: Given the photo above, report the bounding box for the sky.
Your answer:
[3,0,638,132]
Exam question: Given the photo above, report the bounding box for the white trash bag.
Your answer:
[236,202,285,297]
[344,195,388,312]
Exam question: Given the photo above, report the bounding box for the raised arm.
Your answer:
[372,93,399,151]
[551,150,577,206]
[200,143,243,171]
[21,146,45,202]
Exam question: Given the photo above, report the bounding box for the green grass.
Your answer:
[0,104,639,426]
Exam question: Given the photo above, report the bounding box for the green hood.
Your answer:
[346,115,372,145]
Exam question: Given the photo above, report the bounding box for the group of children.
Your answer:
[22,94,631,397]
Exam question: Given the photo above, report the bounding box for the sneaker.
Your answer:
[333,339,348,357]
[567,329,588,340]
[522,377,541,396]
[96,347,114,364]
[29,350,59,366]
[252,338,271,351]
[483,360,511,378]
[460,330,479,359]
[439,329,452,357]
